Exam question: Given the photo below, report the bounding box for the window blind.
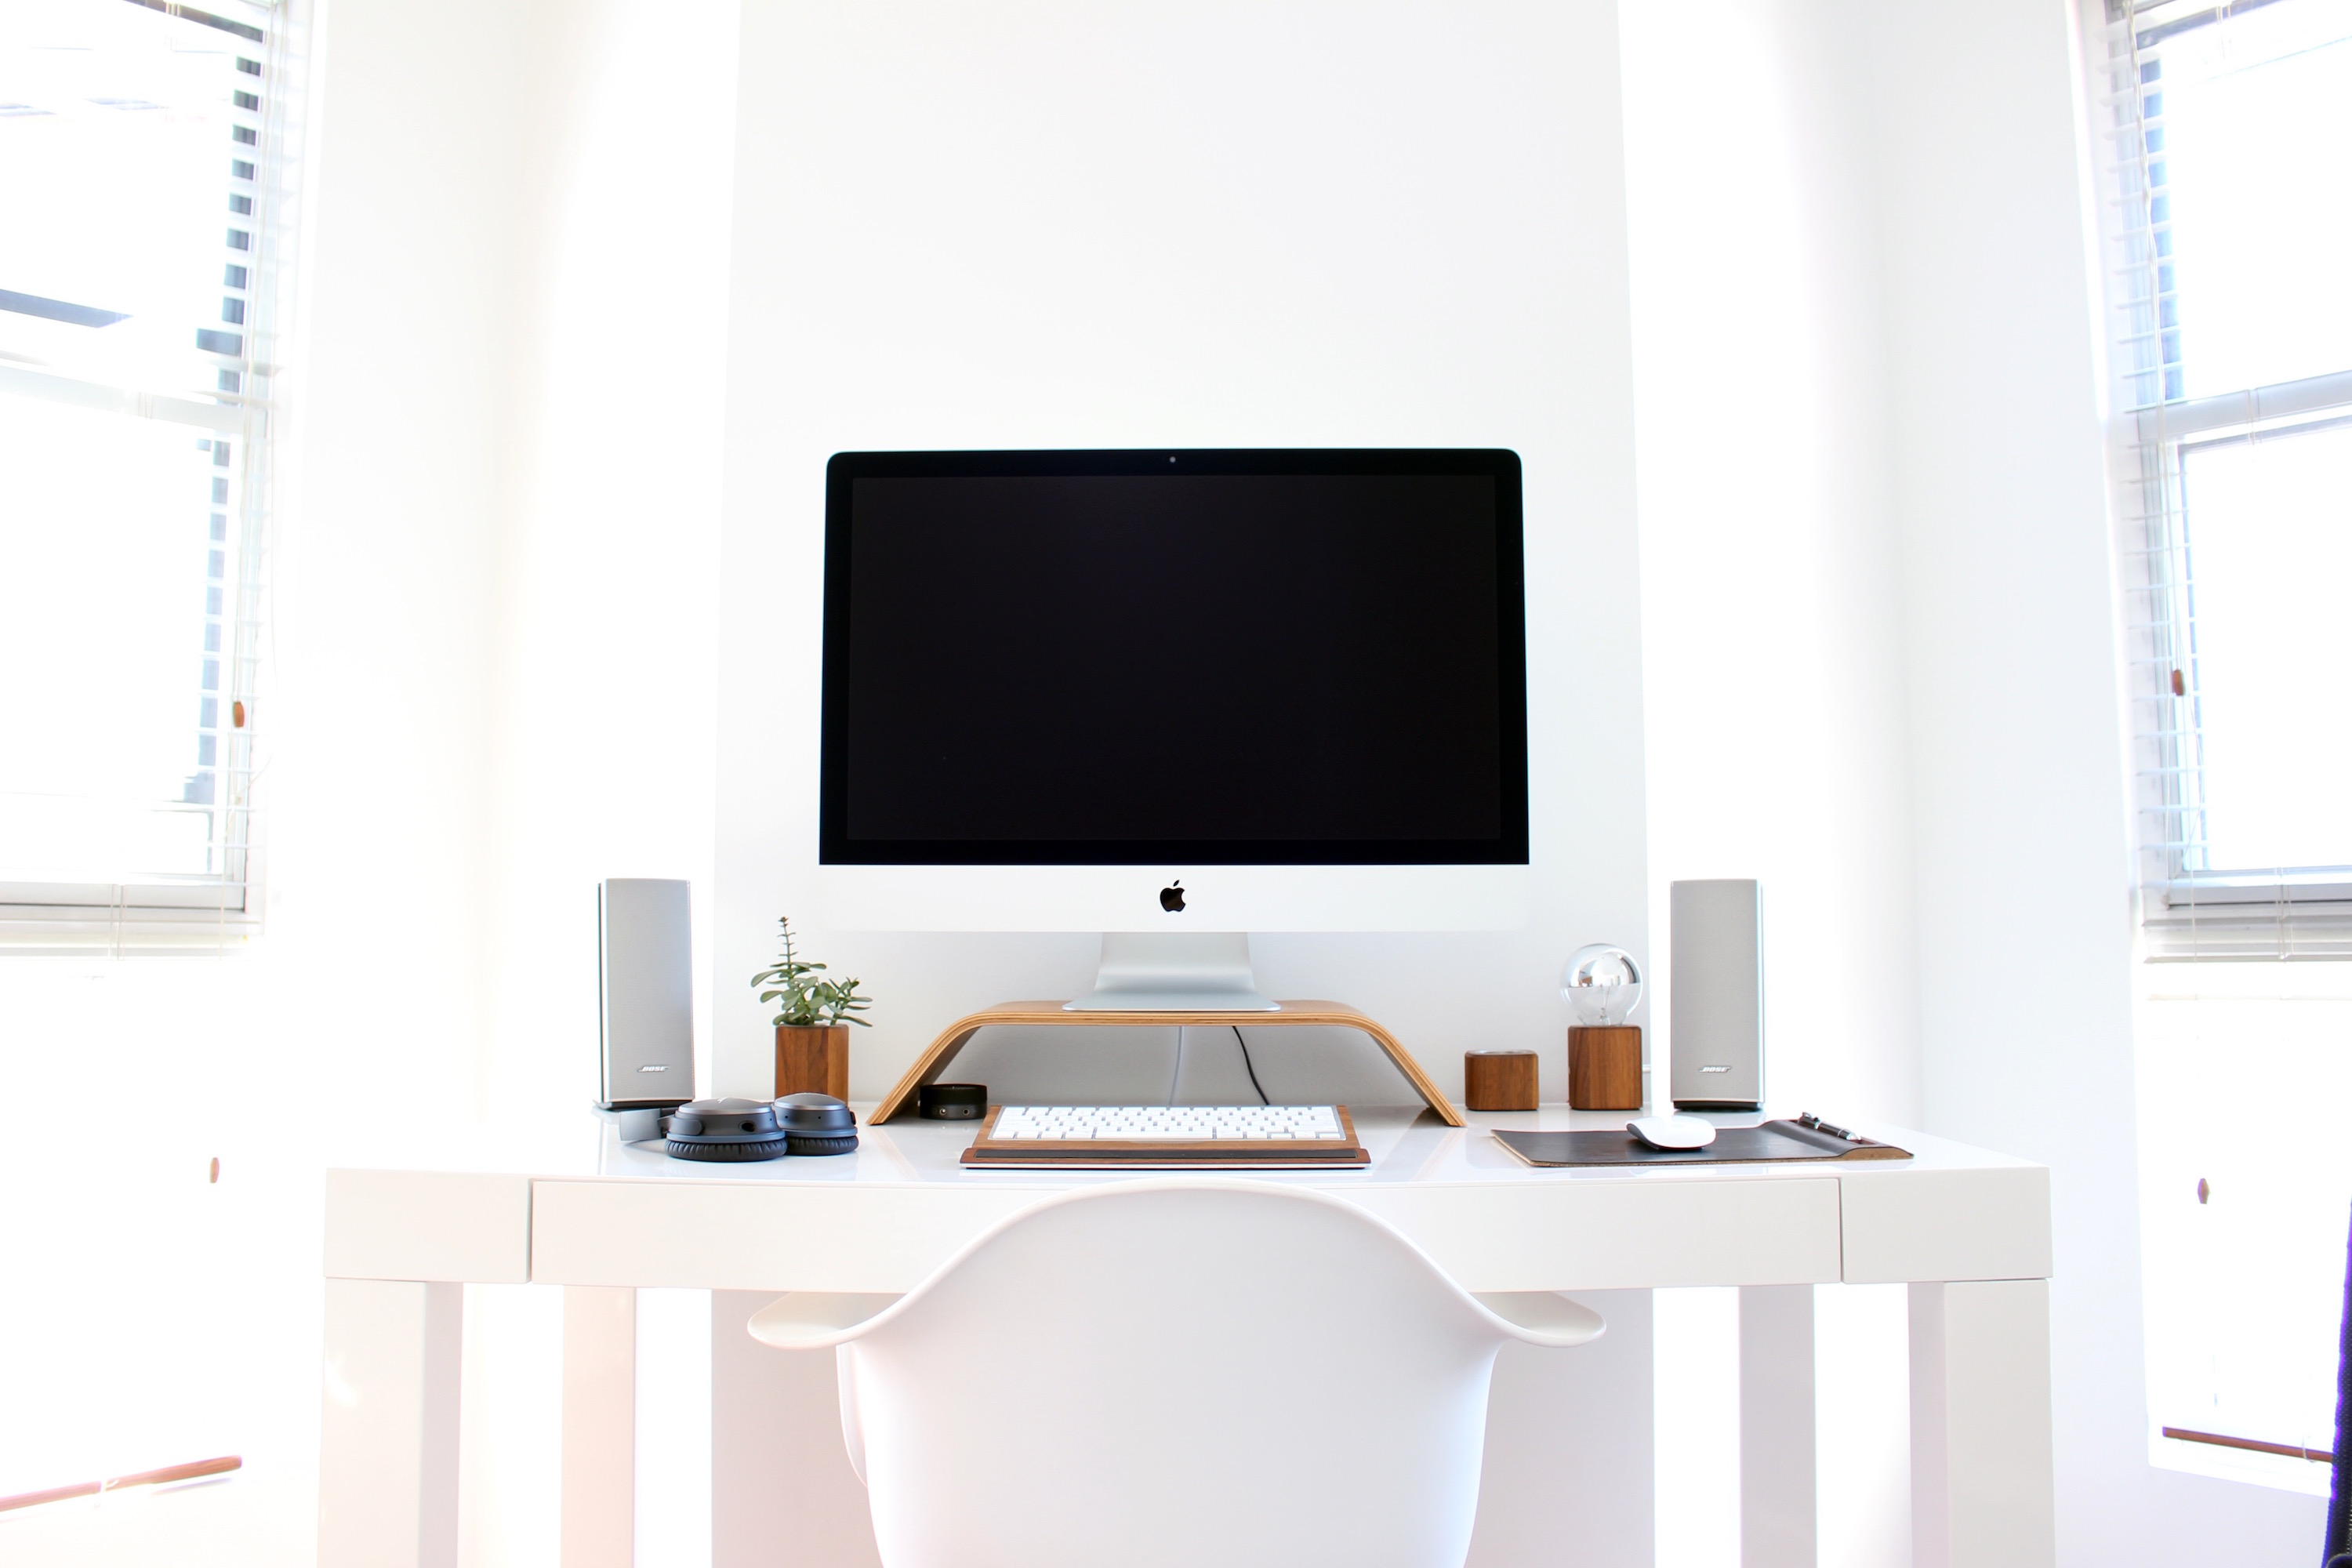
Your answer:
[2094,0,2352,959]
[0,0,300,950]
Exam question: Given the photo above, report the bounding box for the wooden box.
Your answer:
[775,1025,851,1100]
[1567,1025,1643,1110]
[1464,1050,1539,1112]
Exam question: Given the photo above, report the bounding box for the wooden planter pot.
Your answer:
[775,1024,851,1101]
[1567,1025,1643,1110]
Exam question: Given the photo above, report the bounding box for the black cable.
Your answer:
[1232,1025,1269,1105]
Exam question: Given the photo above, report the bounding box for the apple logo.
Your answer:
[1159,881,1185,913]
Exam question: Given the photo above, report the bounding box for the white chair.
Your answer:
[748,1178,1602,1568]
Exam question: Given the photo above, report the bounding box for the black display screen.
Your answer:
[818,449,1528,865]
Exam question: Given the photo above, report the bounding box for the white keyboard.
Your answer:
[990,1105,1348,1142]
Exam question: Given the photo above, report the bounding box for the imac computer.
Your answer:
[815,448,1530,1011]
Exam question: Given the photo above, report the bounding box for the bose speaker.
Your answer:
[1669,879,1764,1111]
[598,878,694,1110]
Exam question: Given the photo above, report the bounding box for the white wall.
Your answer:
[1621,0,1922,1129]
[277,0,735,1130]
[712,0,1651,1110]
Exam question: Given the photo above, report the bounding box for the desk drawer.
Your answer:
[1342,1177,1844,1290]
[1837,1164,2052,1283]
[531,1180,1042,1291]
[531,1174,1846,1294]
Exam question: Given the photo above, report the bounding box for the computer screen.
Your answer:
[818,449,1528,867]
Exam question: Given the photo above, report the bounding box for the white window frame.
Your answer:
[0,0,307,952]
[2092,0,2352,960]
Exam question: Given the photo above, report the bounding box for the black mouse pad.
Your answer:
[1492,1119,1911,1167]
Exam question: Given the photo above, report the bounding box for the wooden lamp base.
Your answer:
[1567,1025,1643,1110]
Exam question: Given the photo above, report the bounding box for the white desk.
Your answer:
[319,1106,2053,1568]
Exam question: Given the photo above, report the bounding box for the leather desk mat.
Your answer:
[1493,1118,1911,1167]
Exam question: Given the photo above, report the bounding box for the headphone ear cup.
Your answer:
[666,1134,791,1161]
[784,1131,859,1156]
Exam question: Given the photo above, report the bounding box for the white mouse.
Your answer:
[1628,1114,1717,1150]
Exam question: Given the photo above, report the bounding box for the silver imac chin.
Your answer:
[811,862,1534,1011]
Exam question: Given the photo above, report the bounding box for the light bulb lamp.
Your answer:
[1563,944,1644,1110]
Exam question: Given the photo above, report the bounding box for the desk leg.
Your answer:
[1740,1284,1817,1567]
[564,1287,637,1568]
[1908,1279,2054,1568]
[320,1279,462,1568]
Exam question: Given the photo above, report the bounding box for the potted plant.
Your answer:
[752,916,872,1100]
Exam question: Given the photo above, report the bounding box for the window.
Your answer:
[0,0,302,948]
[2092,0,2352,1494]
[2105,0,2352,960]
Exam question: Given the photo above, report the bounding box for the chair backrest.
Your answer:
[833,1179,1544,1568]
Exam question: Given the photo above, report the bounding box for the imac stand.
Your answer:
[1064,932,1279,1012]
[872,992,1464,1126]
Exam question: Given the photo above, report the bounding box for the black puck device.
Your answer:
[918,1083,987,1120]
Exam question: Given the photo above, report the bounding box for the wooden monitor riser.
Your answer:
[870,1000,1467,1127]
